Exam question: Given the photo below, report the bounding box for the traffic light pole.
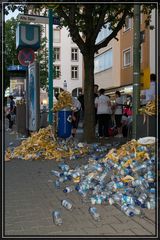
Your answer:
[132,4,141,139]
[48,9,53,125]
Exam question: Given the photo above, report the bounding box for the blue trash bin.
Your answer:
[58,108,72,138]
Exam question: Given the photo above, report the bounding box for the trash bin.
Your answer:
[16,103,27,135]
[40,107,48,128]
[58,108,72,138]
[136,114,156,139]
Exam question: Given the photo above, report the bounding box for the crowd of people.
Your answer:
[77,84,133,139]
[5,73,156,139]
[94,88,133,139]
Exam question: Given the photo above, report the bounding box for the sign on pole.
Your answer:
[18,14,60,25]
[140,67,150,90]
[16,24,40,50]
[28,61,40,131]
[18,48,35,66]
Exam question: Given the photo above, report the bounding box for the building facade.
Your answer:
[44,24,83,97]
[94,24,121,90]
[94,10,156,97]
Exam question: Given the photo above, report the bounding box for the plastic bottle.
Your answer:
[61,199,73,210]
[89,207,100,221]
[52,211,63,225]
[63,186,74,193]
[51,170,61,177]
[112,193,123,203]
[72,171,81,179]
[121,195,134,205]
[134,163,147,173]
[108,197,114,205]
[135,193,148,206]
[78,188,87,198]
[55,180,60,189]
[120,204,135,217]
[90,195,103,205]
[146,199,155,209]
[129,205,141,215]
[132,179,143,187]
[59,163,70,172]
[59,176,68,183]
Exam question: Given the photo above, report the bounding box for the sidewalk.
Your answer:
[3,122,157,237]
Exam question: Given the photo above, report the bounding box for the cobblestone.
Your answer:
[3,124,157,237]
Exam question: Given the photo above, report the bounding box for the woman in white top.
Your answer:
[114,91,123,138]
[95,89,111,139]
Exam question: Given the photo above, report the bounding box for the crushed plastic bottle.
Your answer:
[61,199,73,210]
[55,179,60,189]
[89,207,100,221]
[59,163,70,172]
[51,170,61,177]
[145,199,155,209]
[120,204,135,217]
[63,186,74,193]
[52,210,63,225]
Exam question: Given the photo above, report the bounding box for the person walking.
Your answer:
[78,91,84,124]
[94,84,99,126]
[95,89,111,139]
[113,91,123,138]
[71,97,81,137]
[6,95,16,131]
[140,73,156,106]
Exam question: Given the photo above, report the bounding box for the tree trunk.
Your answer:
[83,51,96,143]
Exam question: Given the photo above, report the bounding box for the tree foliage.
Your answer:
[4,17,19,90]
[4,17,48,90]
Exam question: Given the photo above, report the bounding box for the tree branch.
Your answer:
[55,5,85,53]
[95,9,128,52]
[91,6,109,44]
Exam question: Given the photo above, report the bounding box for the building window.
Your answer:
[54,47,60,61]
[124,17,132,31]
[71,48,78,61]
[94,48,113,73]
[96,23,112,44]
[71,66,78,79]
[53,29,60,43]
[123,48,131,67]
[54,65,61,79]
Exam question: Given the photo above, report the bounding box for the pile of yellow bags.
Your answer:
[139,100,155,116]
[5,126,88,161]
[53,91,73,112]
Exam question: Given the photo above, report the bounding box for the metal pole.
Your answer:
[26,65,29,136]
[48,9,53,124]
[132,4,141,139]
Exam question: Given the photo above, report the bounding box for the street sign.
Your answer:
[28,61,40,131]
[140,67,150,90]
[16,24,40,50]
[7,65,27,71]
[18,14,60,25]
[18,48,35,66]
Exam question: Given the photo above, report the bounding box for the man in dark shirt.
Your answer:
[6,95,16,131]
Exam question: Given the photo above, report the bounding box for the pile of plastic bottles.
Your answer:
[51,139,156,224]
